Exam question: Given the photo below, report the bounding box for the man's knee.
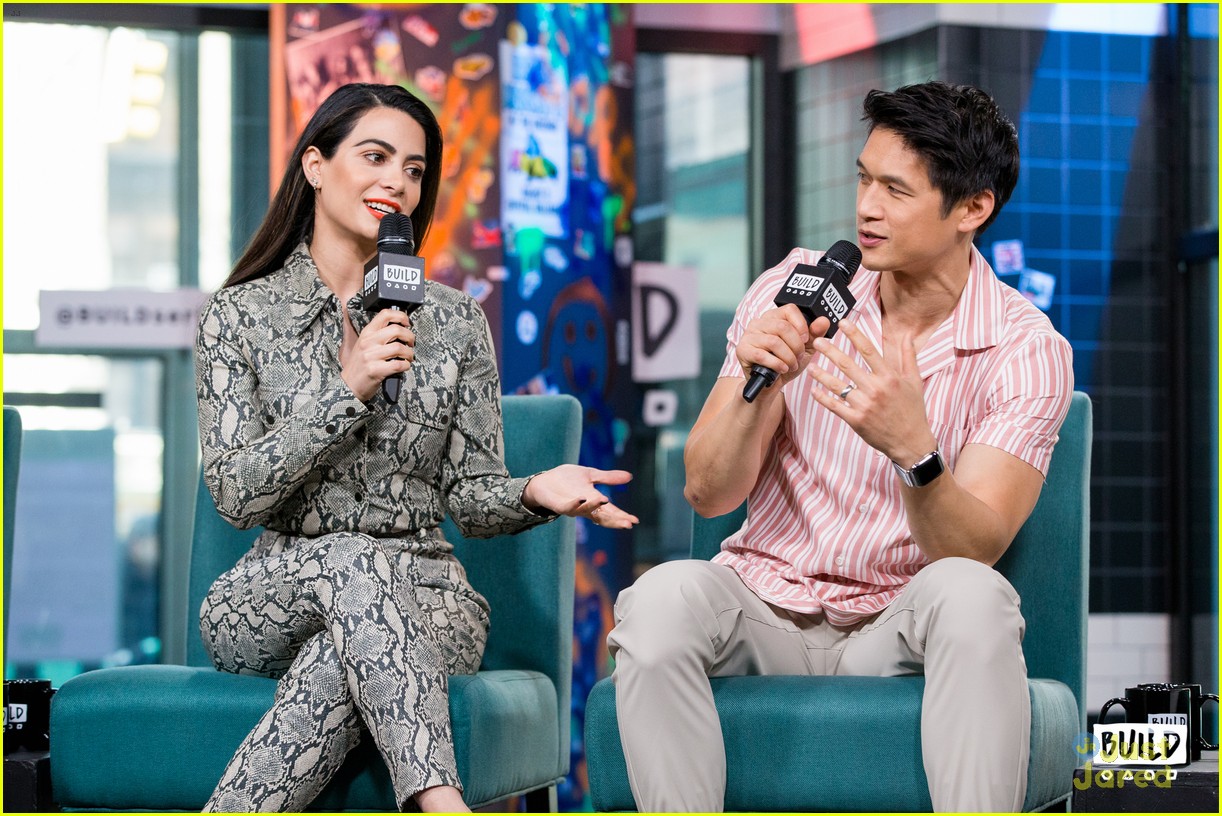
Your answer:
[916,557,1024,640]
[609,560,729,672]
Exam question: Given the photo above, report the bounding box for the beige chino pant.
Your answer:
[606,557,1030,812]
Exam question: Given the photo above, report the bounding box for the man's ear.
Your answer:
[957,189,995,235]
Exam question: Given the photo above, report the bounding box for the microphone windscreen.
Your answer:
[400,215,415,252]
[378,212,414,254]
[824,240,862,278]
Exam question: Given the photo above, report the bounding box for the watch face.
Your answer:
[896,450,946,487]
[912,451,946,486]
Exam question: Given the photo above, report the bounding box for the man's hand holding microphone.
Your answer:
[739,240,862,403]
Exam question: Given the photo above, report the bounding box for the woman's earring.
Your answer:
[311,177,320,189]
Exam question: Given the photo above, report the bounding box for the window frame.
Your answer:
[3,3,269,667]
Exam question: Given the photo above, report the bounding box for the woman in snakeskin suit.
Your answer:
[195,84,637,813]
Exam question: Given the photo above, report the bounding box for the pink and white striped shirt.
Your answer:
[712,245,1074,625]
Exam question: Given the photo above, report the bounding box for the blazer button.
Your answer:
[325,424,337,434]
[346,406,356,417]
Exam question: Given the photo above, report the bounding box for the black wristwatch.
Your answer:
[892,449,946,488]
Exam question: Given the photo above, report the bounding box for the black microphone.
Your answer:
[742,240,863,403]
[361,212,426,403]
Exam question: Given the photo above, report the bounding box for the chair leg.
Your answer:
[522,785,557,812]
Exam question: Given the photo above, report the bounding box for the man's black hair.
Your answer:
[862,81,1019,235]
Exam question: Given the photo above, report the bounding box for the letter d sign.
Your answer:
[631,262,700,382]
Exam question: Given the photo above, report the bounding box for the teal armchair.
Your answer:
[50,394,580,811]
[587,391,1091,812]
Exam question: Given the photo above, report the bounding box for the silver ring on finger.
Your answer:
[838,383,856,401]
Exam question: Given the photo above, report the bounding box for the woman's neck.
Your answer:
[308,235,372,303]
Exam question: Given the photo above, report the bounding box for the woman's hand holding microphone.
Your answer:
[340,306,416,403]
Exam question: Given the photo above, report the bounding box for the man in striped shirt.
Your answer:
[608,81,1074,812]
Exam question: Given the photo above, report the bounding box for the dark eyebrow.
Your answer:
[354,138,426,163]
[856,158,912,190]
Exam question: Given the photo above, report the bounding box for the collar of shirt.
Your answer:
[273,243,396,338]
[849,244,1004,381]
[274,243,342,337]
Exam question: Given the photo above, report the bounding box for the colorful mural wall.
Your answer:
[499,10,635,805]
[274,3,511,351]
[271,4,636,808]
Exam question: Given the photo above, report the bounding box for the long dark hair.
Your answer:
[862,81,1018,235]
[224,84,443,288]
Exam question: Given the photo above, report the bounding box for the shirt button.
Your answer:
[354,493,363,503]
[325,424,337,434]
[858,503,868,514]
[265,415,275,425]
[835,556,845,566]
[345,406,356,417]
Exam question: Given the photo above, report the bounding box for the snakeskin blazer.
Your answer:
[195,244,547,555]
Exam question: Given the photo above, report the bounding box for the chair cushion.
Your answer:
[50,664,559,811]
[585,675,1079,812]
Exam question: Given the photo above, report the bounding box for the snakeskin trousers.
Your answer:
[199,531,488,812]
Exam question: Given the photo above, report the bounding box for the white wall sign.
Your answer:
[642,388,679,427]
[37,289,210,349]
[631,262,700,382]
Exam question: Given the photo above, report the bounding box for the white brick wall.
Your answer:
[1086,612,1170,720]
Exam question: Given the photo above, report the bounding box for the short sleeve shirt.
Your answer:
[713,245,1074,625]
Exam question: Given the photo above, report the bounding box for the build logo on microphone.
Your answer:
[823,286,850,321]
[785,272,825,296]
[385,263,422,288]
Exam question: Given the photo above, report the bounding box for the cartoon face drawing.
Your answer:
[541,278,613,397]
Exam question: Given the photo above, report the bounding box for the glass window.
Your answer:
[198,30,234,291]
[636,53,751,312]
[3,19,242,682]
[4,357,165,683]
[632,52,752,566]
[3,23,182,328]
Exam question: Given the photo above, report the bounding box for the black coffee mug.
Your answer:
[3,679,54,754]
[1099,682,1218,763]
[1169,683,1219,762]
